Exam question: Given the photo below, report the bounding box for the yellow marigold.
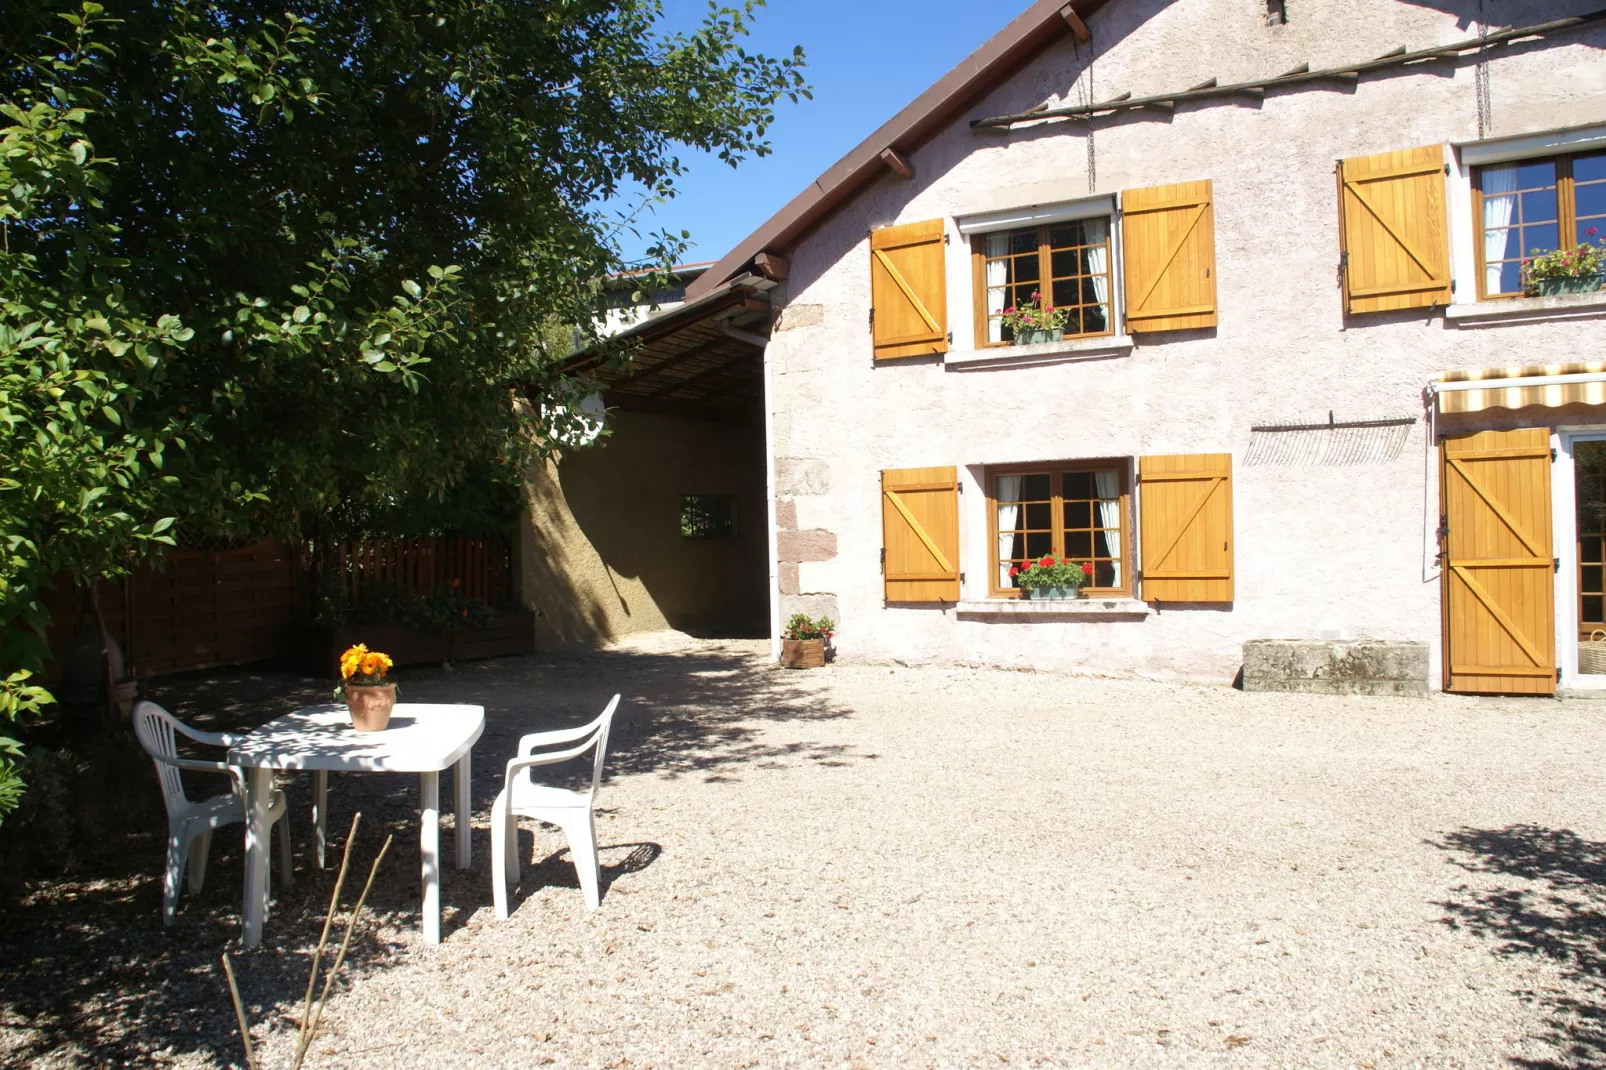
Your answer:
[339,643,369,680]
[360,651,393,677]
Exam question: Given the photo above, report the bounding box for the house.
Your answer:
[650,0,1606,694]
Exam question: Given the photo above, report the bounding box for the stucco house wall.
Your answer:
[764,0,1606,683]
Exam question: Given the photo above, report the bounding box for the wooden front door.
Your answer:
[1441,428,1556,695]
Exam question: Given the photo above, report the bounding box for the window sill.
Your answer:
[945,334,1134,369]
[956,598,1152,618]
[1445,290,1606,327]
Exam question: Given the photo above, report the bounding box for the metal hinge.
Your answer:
[944,232,951,245]
[1558,667,1564,682]
[1553,447,1559,461]
[1451,278,1457,294]
[946,330,953,344]
[1444,163,1451,175]
[960,571,966,584]
[1556,557,1561,573]
[879,546,885,573]
[868,306,875,330]
[1337,250,1349,276]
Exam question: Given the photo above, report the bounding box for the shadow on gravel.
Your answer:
[1434,824,1606,1070]
[2,638,857,1067]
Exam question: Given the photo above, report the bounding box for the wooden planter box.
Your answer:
[303,609,534,677]
[779,638,826,669]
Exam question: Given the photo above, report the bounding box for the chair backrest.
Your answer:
[131,700,190,815]
[587,694,621,798]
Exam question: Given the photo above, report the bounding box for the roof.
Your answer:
[685,0,1111,299]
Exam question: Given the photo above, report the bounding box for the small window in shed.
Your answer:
[1266,0,1287,25]
[680,495,739,539]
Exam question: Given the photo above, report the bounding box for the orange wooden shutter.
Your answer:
[1338,145,1450,314]
[1121,181,1216,333]
[1138,453,1233,602]
[870,220,948,360]
[1441,428,1555,695]
[881,466,960,602]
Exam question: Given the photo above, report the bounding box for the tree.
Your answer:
[0,0,807,818]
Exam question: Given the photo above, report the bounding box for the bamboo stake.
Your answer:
[221,952,260,1070]
[297,813,361,1051]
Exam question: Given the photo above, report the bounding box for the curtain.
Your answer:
[1085,218,1110,329]
[1481,165,1519,295]
[995,475,1022,587]
[1093,469,1121,587]
[985,233,1008,343]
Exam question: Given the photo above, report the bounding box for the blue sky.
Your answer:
[614,0,1025,265]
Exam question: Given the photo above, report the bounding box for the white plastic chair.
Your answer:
[491,694,620,918]
[132,700,292,926]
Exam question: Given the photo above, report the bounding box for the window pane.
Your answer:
[1065,530,1094,557]
[1574,152,1606,184]
[1094,560,1117,587]
[1514,160,1557,190]
[1013,256,1040,283]
[1063,499,1092,528]
[1024,501,1051,529]
[1584,539,1604,564]
[1050,248,1078,277]
[1061,471,1095,498]
[1047,222,1082,248]
[1025,531,1052,558]
[1021,473,1051,500]
[1519,188,1557,224]
[1084,304,1109,333]
[1485,227,1518,261]
[1524,223,1559,255]
[1051,278,1078,311]
[1010,229,1037,255]
[1584,565,1604,594]
[1498,260,1523,294]
[1587,595,1604,624]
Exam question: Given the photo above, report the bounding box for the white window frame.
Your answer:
[1557,426,1606,688]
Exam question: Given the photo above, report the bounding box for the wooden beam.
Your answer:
[616,335,728,391]
[643,351,756,400]
[754,251,790,280]
[1058,3,1090,42]
[879,147,915,180]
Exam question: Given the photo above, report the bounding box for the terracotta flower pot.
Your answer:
[780,638,826,669]
[345,683,397,732]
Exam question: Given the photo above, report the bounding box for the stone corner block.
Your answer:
[777,528,837,563]
[776,457,829,496]
[781,593,839,625]
[774,304,824,332]
[1242,639,1429,697]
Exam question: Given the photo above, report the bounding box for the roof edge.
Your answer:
[685,0,1107,300]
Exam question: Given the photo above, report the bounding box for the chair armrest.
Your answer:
[147,751,237,777]
[517,720,599,755]
[166,718,244,750]
[504,737,597,784]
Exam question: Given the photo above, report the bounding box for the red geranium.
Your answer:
[1041,556,1054,567]
[1009,565,1019,577]
[1081,562,1093,575]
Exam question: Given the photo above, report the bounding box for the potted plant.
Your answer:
[999,292,1069,345]
[1524,231,1606,296]
[1010,554,1095,599]
[780,613,834,669]
[338,643,397,731]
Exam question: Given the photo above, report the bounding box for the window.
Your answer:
[1475,150,1606,298]
[1266,0,1287,25]
[988,463,1129,597]
[972,219,1113,346]
[1578,441,1606,635]
[680,495,739,539]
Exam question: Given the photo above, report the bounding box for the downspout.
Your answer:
[762,336,781,663]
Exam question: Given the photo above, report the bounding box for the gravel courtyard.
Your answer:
[7,633,1606,1068]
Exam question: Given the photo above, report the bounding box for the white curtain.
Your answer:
[1482,165,1520,295]
[985,233,1009,343]
[1085,218,1110,329]
[995,475,1022,587]
[1093,469,1120,587]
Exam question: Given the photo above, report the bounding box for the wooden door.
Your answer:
[1441,428,1556,695]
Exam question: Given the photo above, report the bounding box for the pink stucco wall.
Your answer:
[764,0,1606,684]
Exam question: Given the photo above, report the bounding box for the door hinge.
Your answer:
[1552,447,1559,461]
[956,480,962,494]
[1558,667,1564,682]
[946,330,953,344]
[1437,514,1449,540]
[1450,278,1457,294]
[1556,557,1561,573]
[944,232,951,245]
[879,546,886,573]
[1444,163,1451,175]
[1337,250,1349,277]
[868,306,875,330]
[959,571,966,584]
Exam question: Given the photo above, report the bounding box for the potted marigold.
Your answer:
[1011,554,1094,600]
[780,613,834,669]
[1524,231,1606,296]
[338,643,397,731]
[999,292,1069,345]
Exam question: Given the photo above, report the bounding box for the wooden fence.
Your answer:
[325,535,513,608]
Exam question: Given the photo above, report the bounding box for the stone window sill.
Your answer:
[945,334,1134,369]
[956,598,1152,618]
[1445,290,1606,327]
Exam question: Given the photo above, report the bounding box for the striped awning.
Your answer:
[1434,361,1606,414]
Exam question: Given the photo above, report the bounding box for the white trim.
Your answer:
[956,195,1116,236]
[956,598,1152,618]
[946,334,1134,369]
[1433,371,1606,393]
[1555,430,1606,687]
[1458,122,1606,167]
[1445,290,1606,326]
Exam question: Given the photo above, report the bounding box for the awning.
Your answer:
[1433,361,1606,414]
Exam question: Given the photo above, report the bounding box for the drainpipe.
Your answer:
[761,334,781,663]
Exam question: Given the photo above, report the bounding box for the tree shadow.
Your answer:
[1433,824,1606,1068]
[1,637,861,1066]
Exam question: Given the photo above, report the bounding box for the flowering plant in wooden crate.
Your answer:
[783,614,835,642]
[998,292,1069,335]
[1010,554,1094,593]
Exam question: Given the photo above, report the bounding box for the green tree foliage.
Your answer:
[0,0,807,818]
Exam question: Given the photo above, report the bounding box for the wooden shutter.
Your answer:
[1121,180,1216,333]
[1441,428,1555,695]
[870,220,948,360]
[881,466,959,602]
[1138,454,1233,602]
[1338,145,1451,314]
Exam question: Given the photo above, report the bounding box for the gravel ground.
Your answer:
[7,632,1606,1069]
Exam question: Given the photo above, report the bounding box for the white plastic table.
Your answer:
[228,702,485,947]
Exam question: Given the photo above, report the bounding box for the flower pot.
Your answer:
[780,638,826,669]
[1536,274,1605,296]
[344,684,397,731]
[1012,328,1060,345]
[1024,586,1085,600]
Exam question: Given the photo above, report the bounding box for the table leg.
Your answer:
[421,770,440,944]
[313,769,328,869]
[454,751,471,871]
[241,766,273,948]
